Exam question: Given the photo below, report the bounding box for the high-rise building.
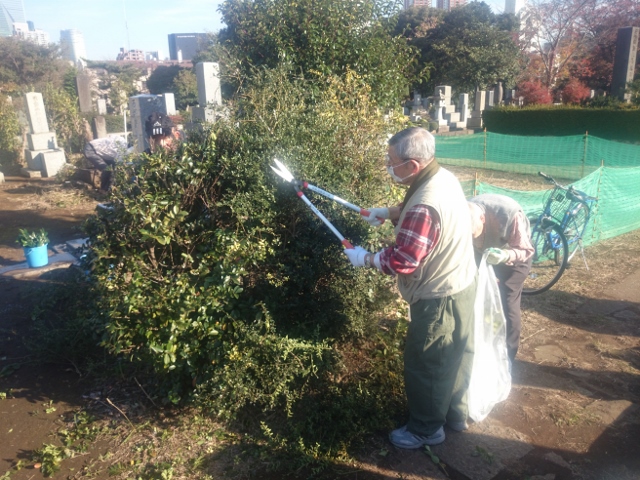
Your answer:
[168,33,208,61]
[436,0,466,10]
[0,0,26,36]
[404,0,431,8]
[60,29,87,64]
[116,48,144,62]
[505,0,526,15]
[13,21,49,46]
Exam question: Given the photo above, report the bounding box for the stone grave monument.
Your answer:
[611,26,639,102]
[92,116,108,139]
[97,98,107,115]
[76,74,93,113]
[192,62,222,123]
[467,90,486,128]
[23,92,67,178]
[128,94,174,153]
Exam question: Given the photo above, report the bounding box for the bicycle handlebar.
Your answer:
[538,171,598,203]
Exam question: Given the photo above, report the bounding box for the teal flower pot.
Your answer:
[23,244,49,268]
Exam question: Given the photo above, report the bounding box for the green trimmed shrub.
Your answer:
[84,67,407,421]
[483,105,640,142]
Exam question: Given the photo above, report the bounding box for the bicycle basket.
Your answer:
[546,188,574,225]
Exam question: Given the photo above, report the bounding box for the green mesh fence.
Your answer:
[438,132,640,180]
[473,167,640,247]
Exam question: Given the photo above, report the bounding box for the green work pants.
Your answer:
[404,277,476,436]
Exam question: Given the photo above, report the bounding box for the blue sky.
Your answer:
[23,0,506,61]
[24,0,226,60]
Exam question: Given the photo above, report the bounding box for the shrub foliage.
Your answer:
[85,69,408,460]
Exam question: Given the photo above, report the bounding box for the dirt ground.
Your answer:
[0,172,639,480]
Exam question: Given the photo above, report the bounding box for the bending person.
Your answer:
[468,194,534,361]
[83,135,130,192]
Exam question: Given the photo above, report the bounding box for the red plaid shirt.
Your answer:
[379,205,441,275]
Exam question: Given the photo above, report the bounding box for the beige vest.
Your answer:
[395,168,476,304]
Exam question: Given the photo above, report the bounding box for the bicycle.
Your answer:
[523,172,598,295]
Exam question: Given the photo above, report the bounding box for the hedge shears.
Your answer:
[270,159,382,249]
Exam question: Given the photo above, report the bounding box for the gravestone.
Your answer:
[97,98,107,115]
[23,92,67,177]
[162,93,177,115]
[486,90,495,109]
[610,26,639,102]
[467,90,486,128]
[25,92,49,134]
[76,74,93,113]
[92,116,108,139]
[495,82,504,106]
[458,93,469,125]
[193,62,222,123]
[129,94,170,153]
[0,171,4,183]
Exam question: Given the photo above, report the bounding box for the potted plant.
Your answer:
[16,228,49,268]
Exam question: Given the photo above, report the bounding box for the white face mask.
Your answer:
[386,160,414,183]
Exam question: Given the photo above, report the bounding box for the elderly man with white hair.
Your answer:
[344,127,477,448]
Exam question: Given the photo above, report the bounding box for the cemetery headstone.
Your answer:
[467,90,486,128]
[92,116,108,139]
[25,92,49,134]
[611,26,639,102]
[129,94,170,153]
[192,62,222,123]
[23,92,67,177]
[97,98,107,115]
[76,74,93,113]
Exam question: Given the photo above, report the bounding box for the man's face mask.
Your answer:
[386,158,415,183]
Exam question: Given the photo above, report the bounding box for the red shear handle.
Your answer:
[359,208,385,225]
[341,239,354,249]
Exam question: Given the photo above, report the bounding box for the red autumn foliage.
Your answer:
[560,78,591,104]
[516,80,553,105]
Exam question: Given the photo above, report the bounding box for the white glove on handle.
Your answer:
[486,247,510,265]
[344,246,369,267]
[363,207,389,227]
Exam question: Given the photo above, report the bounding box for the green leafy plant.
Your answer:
[16,228,49,248]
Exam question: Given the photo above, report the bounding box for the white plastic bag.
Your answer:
[467,254,512,422]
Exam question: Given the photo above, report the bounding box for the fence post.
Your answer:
[582,131,588,178]
[483,128,487,169]
[591,160,604,242]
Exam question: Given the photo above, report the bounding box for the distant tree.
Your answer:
[392,5,443,38]
[0,37,66,95]
[172,69,198,110]
[146,65,182,95]
[418,3,523,93]
[517,79,553,104]
[0,94,21,169]
[559,77,591,103]
[217,0,420,107]
[191,33,220,64]
[43,84,86,154]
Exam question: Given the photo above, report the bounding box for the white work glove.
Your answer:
[486,247,510,265]
[344,246,369,268]
[363,207,389,227]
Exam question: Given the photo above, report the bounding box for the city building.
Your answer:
[60,29,87,64]
[505,0,526,15]
[145,50,163,62]
[168,33,208,61]
[404,0,431,8]
[12,21,49,46]
[0,0,26,36]
[436,0,466,10]
[116,48,145,61]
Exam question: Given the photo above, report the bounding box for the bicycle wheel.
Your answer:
[523,222,568,295]
[564,204,590,261]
